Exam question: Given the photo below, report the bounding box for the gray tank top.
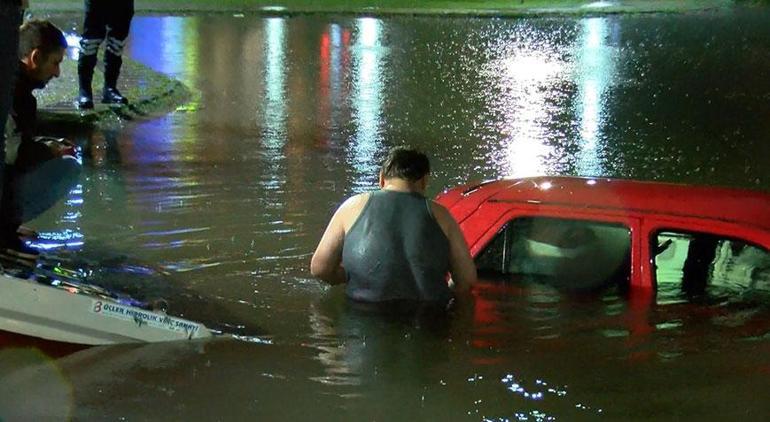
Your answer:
[342,190,452,304]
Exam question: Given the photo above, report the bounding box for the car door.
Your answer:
[643,217,770,294]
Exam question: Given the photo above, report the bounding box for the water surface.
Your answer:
[2,8,770,420]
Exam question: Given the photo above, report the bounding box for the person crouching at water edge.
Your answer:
[0,20,80,266]
[310,146,476,307]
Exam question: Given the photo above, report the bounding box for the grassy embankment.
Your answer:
[36,56,190,127]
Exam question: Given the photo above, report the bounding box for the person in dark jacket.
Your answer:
[0,0,25,263]
[76,0,134,109]
[310,147,476,307]
[1,19,80,265]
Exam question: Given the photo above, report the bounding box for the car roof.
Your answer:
[473,176,770,231]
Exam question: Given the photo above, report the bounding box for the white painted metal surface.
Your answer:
[0,273,213,345]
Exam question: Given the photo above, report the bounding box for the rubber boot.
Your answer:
[77,53,97,110]
[102,51,128,105]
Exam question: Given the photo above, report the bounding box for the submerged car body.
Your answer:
[436,176,770,292]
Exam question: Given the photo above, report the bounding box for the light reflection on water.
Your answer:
[574,17,617,176]
[10,9,770,420]
[350,17,387,191]
[481,25,566,177]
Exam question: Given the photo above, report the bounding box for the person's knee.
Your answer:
[16,157,82,222]
[59,156,82,179]
[55,157,82,192]
[23,157,81,196]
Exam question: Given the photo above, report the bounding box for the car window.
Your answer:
[476,217,632,290]
[654,231,770,295]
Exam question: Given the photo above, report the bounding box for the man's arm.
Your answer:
[311,194,369,285]
[432,203,477,291]
[310,207,347,285]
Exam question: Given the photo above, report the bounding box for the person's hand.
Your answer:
[45,138,77,157]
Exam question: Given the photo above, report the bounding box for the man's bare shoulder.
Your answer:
[337,192,373,231]
[339,192,372,211]
[428,199,453,222]
[428,199,459,236]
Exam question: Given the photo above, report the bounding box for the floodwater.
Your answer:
[2,7,770,421]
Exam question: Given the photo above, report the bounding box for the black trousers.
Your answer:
[81,0,134,50]
[79,0,134,92]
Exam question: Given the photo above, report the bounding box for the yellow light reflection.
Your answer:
[163,17,199,83]
[488,52,563,177]
[167,18,201,149]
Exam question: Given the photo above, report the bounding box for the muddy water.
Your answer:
[2,8,770,421]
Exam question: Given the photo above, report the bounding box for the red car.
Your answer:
[436,176,770,293]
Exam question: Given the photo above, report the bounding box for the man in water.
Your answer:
[311,147,476,306]
[1,19,80,265]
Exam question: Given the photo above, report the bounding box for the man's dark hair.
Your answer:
[18,19,67,60]
[381,147,430,182]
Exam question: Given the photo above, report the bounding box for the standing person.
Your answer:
[310,147,477,307]
[75,0,134,109]
[1,19,81,265]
